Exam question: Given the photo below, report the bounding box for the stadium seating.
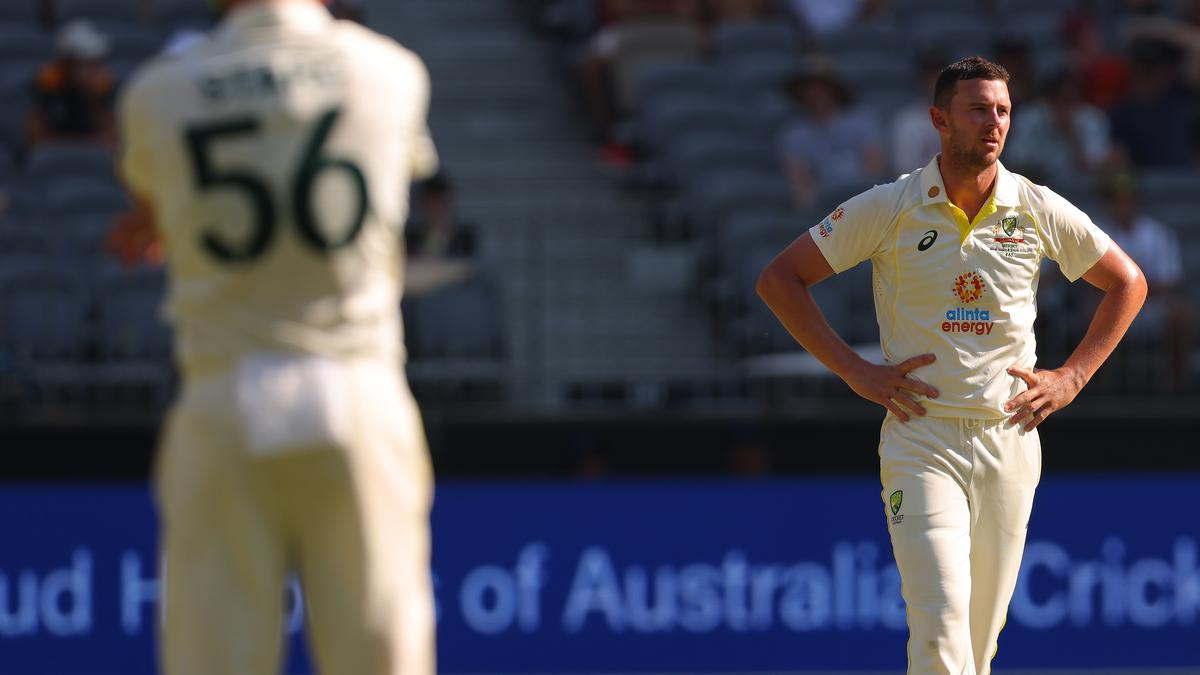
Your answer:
[0,0,1196,420]
[0,272,92,405]
[54,0,142,28]
[711,20,801,60]
[91,266,174,404]
[0,0,39,24]
[27,142,116,179]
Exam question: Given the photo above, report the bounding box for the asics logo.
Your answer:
[917,230,937,251]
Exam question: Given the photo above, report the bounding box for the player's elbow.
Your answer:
[755,257,787,308]
[1128,263,1149,307]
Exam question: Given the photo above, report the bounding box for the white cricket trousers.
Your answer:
[879,414,1041,675]
[154,355,435,675]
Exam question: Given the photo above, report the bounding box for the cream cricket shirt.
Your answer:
[119,2,438,372]
[811,156,1110,418]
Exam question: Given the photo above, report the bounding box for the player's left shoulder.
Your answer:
[118,51,180,117]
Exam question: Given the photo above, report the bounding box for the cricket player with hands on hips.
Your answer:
[756,57,1146,675]
[111,0,439,672]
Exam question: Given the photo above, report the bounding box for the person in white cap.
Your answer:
[110,0,439,672]
[27,19,116,147]
[757,56,1146,674]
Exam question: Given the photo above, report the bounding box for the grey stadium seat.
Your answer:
[665,132,776,189]
[734,242,803,354]
[834,53,916,89]
[0,100,29,155]
[56,211,118,261]
[711,20,802,60]
[0,223,53,284]
[0,57,41,93]
[639,93,751,152]
[1144,202,1200,232]
[1,273,91,404]
[44,178,129,217]
[91,267,174,404]
[94,268,171,362]
[723,51,802,94]
[54,0,141,26]
[717,209,795,252]
[1137,169,1200,202]
[0,24,54,61]
[1001,9,1069,47]
[822,23,908,58]
[635,61,732,109]
[610,20,704,112]
[0,0,39,24]
[27,142,118,181]
[711,209,796,308]
[0,147,14,180]
[751,90,795,137]
[408,278,505,360]
[688,168,793,233]
[910,12,993,58]
[103,24,162,61]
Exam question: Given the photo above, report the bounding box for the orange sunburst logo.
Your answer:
[953,272,987,303]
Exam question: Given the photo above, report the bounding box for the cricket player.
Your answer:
[111,0,439,672]
[756,57,1146,674]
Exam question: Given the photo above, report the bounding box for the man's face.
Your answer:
[936,78,1011,171]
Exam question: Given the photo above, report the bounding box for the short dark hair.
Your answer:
[933,56,1010,108]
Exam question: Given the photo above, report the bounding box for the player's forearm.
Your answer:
[756,265,865,380]
[1062,270,1147,388]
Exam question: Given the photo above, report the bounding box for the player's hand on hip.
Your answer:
[1004,365,1083,432]
[845,353,939,422]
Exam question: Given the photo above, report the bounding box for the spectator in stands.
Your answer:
[785,0,888,35]
[1108,41,1199,168]
[777,65,885,208]
[1062,10,1130,109]
[577,0,702,160]
[405,173,478,296]
[25,20,117,149]
[1004,70,1112,181]
[1124,0,1200,89]
[890,50,944,175]
[1097,172,1191,387]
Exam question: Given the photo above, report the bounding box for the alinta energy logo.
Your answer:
[818,206,844,238]
[943,271,995,335]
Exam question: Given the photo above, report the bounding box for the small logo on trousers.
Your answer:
[890,490,904,524]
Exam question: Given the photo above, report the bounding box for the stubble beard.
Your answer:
[946,134,999,174]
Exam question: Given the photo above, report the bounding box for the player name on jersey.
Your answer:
[201,60,343,102]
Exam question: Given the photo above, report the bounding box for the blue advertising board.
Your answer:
[0,477,1197,673]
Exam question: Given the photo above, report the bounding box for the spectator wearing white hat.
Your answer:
[26,19,118,149]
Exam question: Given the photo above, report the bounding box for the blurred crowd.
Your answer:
[528,0,1199,391]
[538,0,1200,177]
[0,0,502,415]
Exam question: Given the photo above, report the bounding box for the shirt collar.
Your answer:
[919,154,1020,209]
[218,1,332,36]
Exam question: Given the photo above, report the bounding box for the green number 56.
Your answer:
[184,107,369,263]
